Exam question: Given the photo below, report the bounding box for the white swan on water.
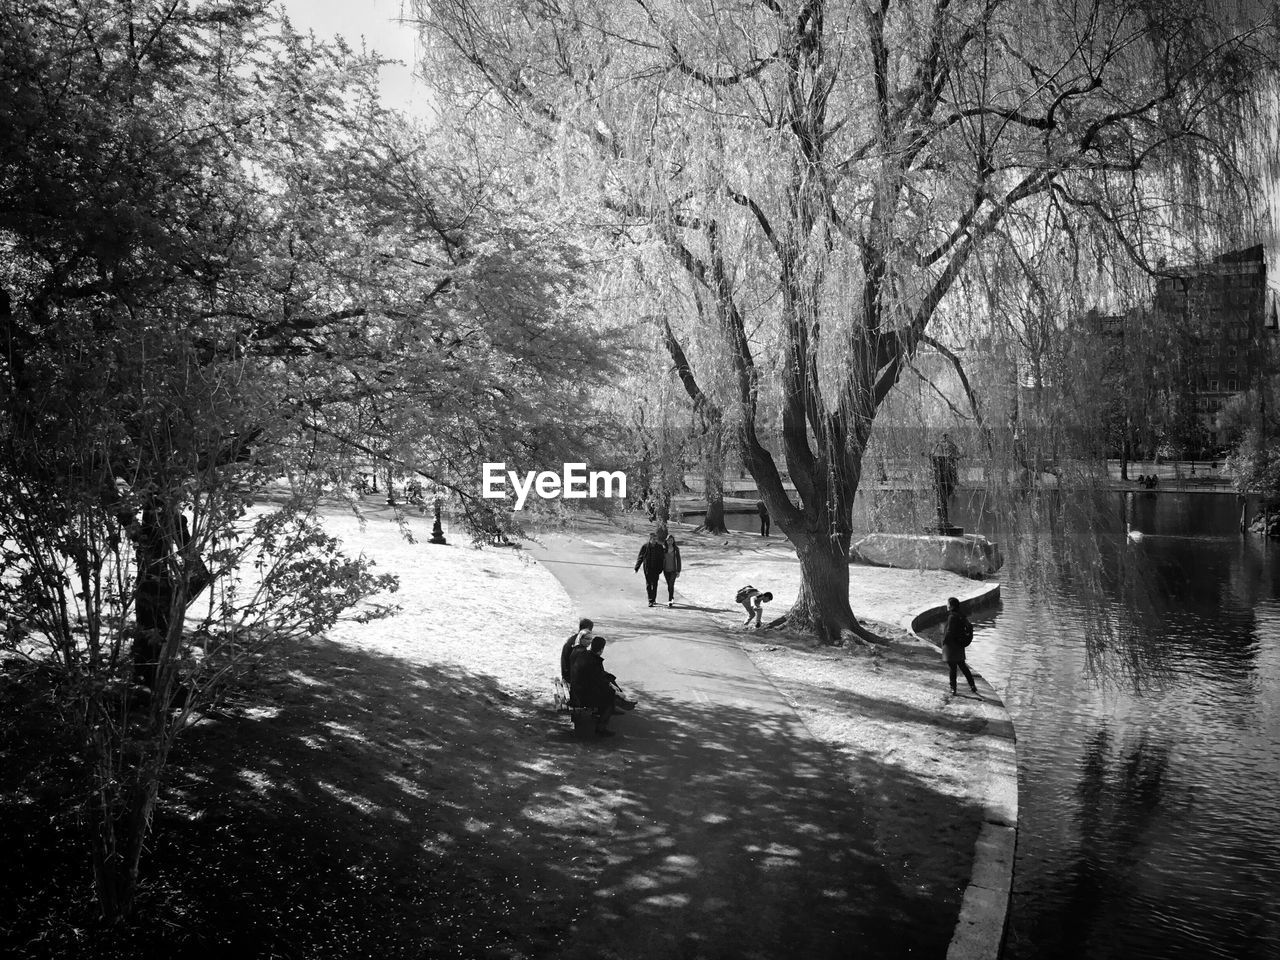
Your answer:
[1126,522,1145,543]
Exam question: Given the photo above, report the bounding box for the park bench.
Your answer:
[552,677,599,732]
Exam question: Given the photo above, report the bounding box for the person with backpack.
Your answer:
[736,585,773,628]
[941,596,980,698]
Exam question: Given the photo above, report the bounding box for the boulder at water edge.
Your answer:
[852,532,1003,577]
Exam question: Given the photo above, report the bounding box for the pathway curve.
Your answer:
[526,531,959,960]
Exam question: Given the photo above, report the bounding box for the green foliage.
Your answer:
[0,0,618,922]
[1221,374,1280,496]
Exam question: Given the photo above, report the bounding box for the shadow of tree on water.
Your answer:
[1,636,980,960]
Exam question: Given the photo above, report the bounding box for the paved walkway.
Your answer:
[527,532,957,960]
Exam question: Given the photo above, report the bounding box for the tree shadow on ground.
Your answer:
[1,637,980,960]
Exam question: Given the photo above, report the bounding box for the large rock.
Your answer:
[853,532,1003,577]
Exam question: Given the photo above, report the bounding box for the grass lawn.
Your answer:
[1,502,998,959]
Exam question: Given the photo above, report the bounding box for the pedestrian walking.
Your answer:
[662,535,682,607]
[757,499,770,537]
[634,532,666,607]
[941,596,979,698]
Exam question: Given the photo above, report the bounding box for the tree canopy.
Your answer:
[418,0,1277,642]
[0,0,617,921]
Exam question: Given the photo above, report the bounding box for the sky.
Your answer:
[276,0,430,117]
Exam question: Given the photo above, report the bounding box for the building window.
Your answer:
[1228,379,1238,391]
[1209,379,1220,391]
[1228,345,1238,357]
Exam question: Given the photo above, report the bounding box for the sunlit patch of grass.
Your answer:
[284,669,328,687]
[319,720,370,743]
[240,706,280,720]
[236,769,274,795]
[315,780,383,816]
[383,772,430,800]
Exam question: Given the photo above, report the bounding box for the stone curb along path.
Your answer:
[906,584,1017,960]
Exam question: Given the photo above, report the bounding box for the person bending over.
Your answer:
[736,586,773,628]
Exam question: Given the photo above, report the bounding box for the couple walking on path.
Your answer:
[634,532,681,607]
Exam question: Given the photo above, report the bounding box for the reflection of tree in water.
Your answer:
[1076,727,1171,851]
[859,472,1273,692]
[976,487,1174,691]
[861,481,1175,689]
[1011,726,1174,959]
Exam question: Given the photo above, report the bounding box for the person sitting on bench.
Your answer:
[560,617,593,684]
[568,635,628,737]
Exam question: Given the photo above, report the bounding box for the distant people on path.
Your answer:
[757,499,770,537]
[941,596,979,698]
[568,635,631,737]
[662,535,682,607]
[635,532,666,607]
[560,617,593,684]
[643,492,657,522]
[736,585,773,629]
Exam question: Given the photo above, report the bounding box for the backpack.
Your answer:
[735,585,758,604]
[962,620,974,646]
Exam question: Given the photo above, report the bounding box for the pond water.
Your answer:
[966,493,1280,960]
[720,490,1280,958]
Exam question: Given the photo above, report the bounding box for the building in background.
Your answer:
[1090,245,1274,457]
[1153,245,1273,450]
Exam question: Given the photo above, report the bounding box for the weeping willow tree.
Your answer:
[419,0,1276,644]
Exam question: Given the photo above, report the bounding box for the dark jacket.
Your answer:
[568,647,615,709]
[635,541,666,577]
[941,612,973,664]
[560,633,579,684]
[663,545,682,575]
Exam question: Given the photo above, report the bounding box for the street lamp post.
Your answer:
[429,496,448,545]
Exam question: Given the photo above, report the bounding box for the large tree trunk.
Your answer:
[700,425,729,534]
[88,725,164,922]
[131,506,171,689]
[776,518,887,646]
[131,505,211,687]
[702,495,727,533]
